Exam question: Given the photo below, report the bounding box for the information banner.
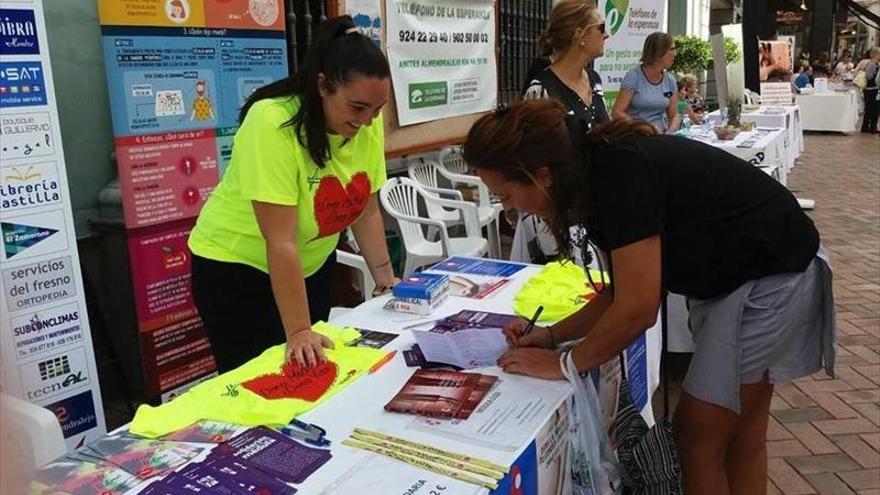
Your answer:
[127,219,216,396]
[594,0,668,104]
[0,0,107,450]
[385,0,497,126]
[758,39,793,105]
[98,0,288,229]
[98,0,288,396]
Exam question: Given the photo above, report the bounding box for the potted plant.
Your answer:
[714,95,743,140]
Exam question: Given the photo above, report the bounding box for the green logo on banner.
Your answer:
[605,0,628,35]
[408,81,447,109]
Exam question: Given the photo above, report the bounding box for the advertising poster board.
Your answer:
[385,0,497,126]
[594,0,668,105]
[758,39,794,105]
[0,0,107,450]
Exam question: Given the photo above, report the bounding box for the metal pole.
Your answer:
[285,0,298,74]
[318,0,327,22]
[303,0,313,55]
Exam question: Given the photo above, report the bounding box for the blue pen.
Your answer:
[280,419,330,447]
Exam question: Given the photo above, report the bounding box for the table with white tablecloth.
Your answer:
[74,259,661,495]
[795,90,860,133]
[686,127,788,183]
[705,105,803,173]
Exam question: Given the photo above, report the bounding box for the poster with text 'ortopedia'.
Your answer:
[98,0,288,229]
[0,0,107,450]
[385,0,497,126]
[594,0,668,105]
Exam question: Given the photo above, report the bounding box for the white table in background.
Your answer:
[686,127,787,184]
[795,90,859,133]
[705,105,803,172]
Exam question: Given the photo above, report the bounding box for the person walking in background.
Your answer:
[612,32,680,133]
[861,48,880,134]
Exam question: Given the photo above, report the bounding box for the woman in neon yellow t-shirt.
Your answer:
[189,17,396,372]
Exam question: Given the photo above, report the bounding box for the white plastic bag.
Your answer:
[560,351,621,495]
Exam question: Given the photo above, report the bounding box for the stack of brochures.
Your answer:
[384,369,498,420]
[387,273,449,315]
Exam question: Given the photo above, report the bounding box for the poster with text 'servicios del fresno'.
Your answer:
[1,0,107,450]
[98,0,289,396]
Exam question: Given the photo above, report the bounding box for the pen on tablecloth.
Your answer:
[352,428,508,472]
[520,305,544,336]
[349,432,505,480]
[369,351,396,374]
[342,439,499,490]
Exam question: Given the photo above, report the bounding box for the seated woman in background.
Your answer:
[794,64,813,90]
[676,76,703,125]
[612,32,680,133]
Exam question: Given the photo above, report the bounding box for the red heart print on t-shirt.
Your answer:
[242,360,338,402]
[311,172,371,240]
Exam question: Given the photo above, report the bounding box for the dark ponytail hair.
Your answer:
[239,16,390,168]
[462,99,656,259]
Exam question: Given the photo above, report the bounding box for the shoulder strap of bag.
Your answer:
[661,287,671,419]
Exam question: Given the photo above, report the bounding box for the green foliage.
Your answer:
[672,35,712,74]
[724,37,741,64]
[673,35,742,76]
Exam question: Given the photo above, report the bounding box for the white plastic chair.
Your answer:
[438,147,503,255]
[744,90,762,105]
[335,228,376,302]
[0,393,66,474]
[408,154,502,258]
[380,177,488,276]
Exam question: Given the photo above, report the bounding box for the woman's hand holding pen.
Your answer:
[501,319,553,348]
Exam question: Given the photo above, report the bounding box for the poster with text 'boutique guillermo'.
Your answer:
[98,0,288,229]
[1,0,107,450]
[98,0,288,396]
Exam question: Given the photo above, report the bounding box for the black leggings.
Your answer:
[191,253,335,372]
[863,89,879,132]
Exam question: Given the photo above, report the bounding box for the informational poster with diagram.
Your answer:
[98,0,288,229]
[0,0,107,450]
[385,0,497,126]
[97,0,288,397]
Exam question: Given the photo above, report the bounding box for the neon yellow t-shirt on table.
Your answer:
[189,96,387,276]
